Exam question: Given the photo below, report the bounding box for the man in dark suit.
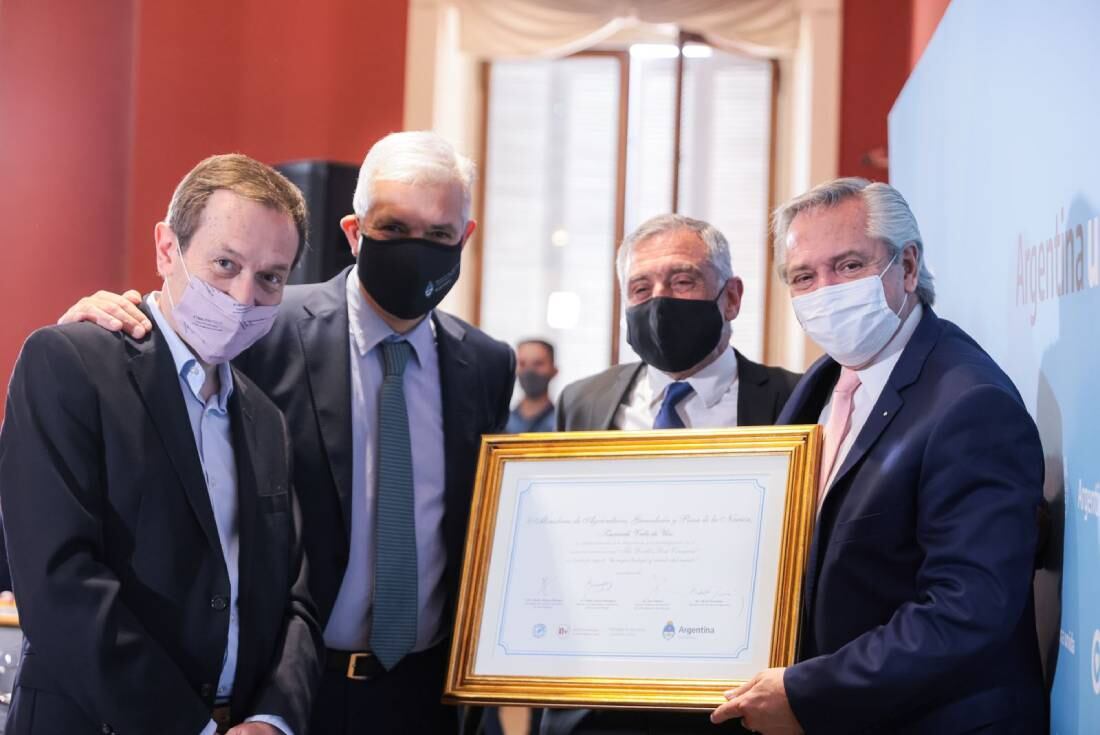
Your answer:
[711,178,1046,734]
[543,214,800,735]
[0,154,323,734]
[556,213,799,436]
[60,132,516,734]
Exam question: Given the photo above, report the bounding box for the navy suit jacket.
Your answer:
[234,267,516,632]
[779,308,1046,734]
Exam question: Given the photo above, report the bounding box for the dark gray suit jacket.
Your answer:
[556,350,801,432]
[542,349,800,735]
[234,267,516,633]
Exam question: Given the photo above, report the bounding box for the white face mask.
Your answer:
[790,254,908,367]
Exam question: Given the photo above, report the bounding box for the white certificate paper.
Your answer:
[472,453,792,681]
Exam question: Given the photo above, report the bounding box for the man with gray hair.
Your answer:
[554,213,800,435]
[543,213,800,735]
[711,178,1045,733]
[59,132,517,735]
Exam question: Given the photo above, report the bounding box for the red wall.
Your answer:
[124,0,409,288]
[837,0,953,181]
[0,0,408,416]
[0,0,135,418]
[911,0,952,69]
[837,0,914,181]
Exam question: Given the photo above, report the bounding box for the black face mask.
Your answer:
[357,234,464,319]
[518,370,551,398]
[625,293,725,374]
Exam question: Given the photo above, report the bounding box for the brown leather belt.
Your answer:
[326,648,387,681]
[212,705,233,734]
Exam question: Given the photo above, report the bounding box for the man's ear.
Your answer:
[902,243,920,293]
[340,214,362,256]
[462,219,478,242]
[153,222,177,278]
[721,276,745,321]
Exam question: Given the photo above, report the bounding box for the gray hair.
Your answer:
[616,214,734,293]
[352,130,477,222]
[771,177,936,305]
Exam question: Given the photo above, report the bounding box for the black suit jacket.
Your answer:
[556,351,800,431]
[234,267,516,630]
[543,350,800,735]
[0,318,323,735]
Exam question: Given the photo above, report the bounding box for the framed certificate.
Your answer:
[444,425,821,710]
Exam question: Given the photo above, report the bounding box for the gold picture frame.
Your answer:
[444,425,821,711]
[0,596,17,628]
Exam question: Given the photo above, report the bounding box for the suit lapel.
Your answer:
[821,308,942,507]
[599,363,644,430]
[735,350,775,426]
[435,312,478,490]
[126,321,221,554]
[798,309,943,649]
[778,355,840,649]
[227,375,260,718]
[434,312,479,584]
[297,287,354,538]
[779,356,841,426]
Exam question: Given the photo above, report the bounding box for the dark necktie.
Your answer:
[369,338,418,669]
[653,381,694,429]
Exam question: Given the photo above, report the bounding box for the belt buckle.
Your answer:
[346,651,375,681]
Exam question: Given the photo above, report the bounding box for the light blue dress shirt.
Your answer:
[147,294,291,735]
[323,273,447,651]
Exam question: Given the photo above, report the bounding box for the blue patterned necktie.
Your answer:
[370,338,418,670]
[653,381,694,429]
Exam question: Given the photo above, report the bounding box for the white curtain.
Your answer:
[453,0,800,59]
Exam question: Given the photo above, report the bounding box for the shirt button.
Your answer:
[210,595,228,611]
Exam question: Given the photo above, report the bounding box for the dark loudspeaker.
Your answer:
[275,160,359,285]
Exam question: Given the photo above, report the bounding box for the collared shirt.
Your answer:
[613,346,740,430]
[818,303,925,495]
[147,294,291,735]
[505,404,555,434]
[324,272,447,652]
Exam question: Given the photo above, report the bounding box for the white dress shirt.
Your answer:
[613,346,740,430]
[147,294,290,735]
[323,272,448,652]
[818,303,925,496]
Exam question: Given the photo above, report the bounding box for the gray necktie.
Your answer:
[369,338,418,670]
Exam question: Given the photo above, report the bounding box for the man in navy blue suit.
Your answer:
[711,178,1046,734]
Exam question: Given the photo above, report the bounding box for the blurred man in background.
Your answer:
[505,339,558,433]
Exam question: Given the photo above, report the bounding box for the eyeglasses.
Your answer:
[786,252,896,294]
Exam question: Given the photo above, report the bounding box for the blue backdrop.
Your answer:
[890,2,1100,732]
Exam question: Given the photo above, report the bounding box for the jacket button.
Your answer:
[201,683,213,698]
[101,725,113,735]
[210,595,228,611]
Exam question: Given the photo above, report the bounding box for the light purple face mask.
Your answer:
[164,244,279,364]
